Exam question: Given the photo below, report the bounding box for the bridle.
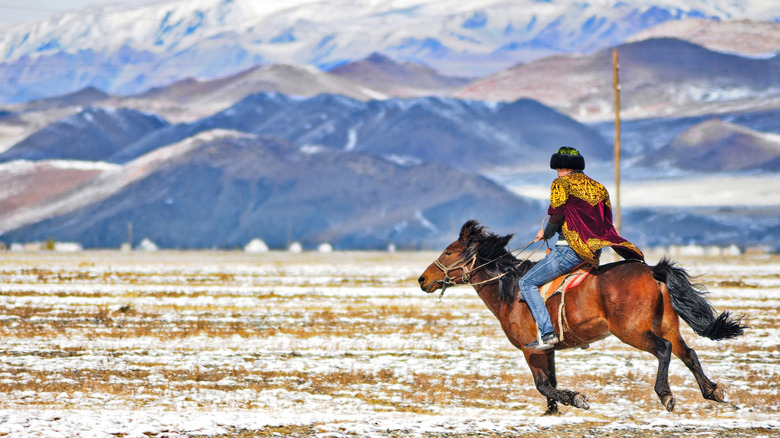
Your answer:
[430,252,512,300]
[432,253,478,297]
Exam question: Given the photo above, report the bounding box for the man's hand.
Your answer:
[535,228,545,242]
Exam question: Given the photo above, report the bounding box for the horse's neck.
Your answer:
[471,270,506,318]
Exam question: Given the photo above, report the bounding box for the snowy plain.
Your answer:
[0,249,777,437]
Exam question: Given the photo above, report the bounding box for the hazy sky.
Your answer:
[0,0,158,26]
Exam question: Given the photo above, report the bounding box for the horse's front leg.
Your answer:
[543,349,559,416]
[525,349,590,413]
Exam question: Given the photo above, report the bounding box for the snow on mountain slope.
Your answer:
[1,0,778,101]
[0,129,248,234]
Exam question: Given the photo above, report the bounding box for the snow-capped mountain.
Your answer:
[1,0,778,102]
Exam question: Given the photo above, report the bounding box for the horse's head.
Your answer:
[418,220,486,294]
[419,220,527,304]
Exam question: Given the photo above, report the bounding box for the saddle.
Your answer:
[538,263,590,302]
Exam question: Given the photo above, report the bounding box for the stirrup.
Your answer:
[524,331,559,351]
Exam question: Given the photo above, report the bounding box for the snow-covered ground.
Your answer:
[0,250,777,437]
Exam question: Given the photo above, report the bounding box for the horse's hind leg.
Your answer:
[659,284,727,403]
[616,331,675,411]
[670,336,726,402]
[648,333,675,411]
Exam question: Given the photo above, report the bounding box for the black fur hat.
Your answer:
[550,147,585,170]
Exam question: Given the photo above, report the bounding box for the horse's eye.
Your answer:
[445,251,452,256]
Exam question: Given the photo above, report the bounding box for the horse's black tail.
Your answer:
[652,257,746,341]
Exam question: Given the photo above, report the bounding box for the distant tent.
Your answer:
[288,242,303,253]
[244,238,269,253]
[318,243,333,253]
[138,238,159,251]
[54,242,83,252]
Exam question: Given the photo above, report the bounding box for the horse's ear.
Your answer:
[459,220,484,245]
[496,234,513,249]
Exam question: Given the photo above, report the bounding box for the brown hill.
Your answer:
[131,64,385,121]
[628,19,780,57]
[329,53,471,97]
[0,160,116,228]
[646,119,780,172]
[455,38,780,120]
[20,87,111,112]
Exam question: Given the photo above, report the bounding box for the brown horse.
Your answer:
[418,220,746,415]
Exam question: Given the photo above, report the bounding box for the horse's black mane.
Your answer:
[459,220,535,306]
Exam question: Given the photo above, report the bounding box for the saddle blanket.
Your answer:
[540,268,589,301]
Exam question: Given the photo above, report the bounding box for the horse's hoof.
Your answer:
[572,393,590,410]
[712,386,727,403]
[543,400,560,416]
[663,394,676,412]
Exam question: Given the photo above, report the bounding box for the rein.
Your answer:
[431,239,544,299]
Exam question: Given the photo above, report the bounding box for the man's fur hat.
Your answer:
[550,147,585,170]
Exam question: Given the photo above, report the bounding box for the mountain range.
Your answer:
[0,90,611,173]
[456,37,780,120]
[2,84,779,250]
[0,1,779,251]
[0,130,542,249]
[1,0,779,103]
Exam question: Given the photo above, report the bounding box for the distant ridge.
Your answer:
[329,53,471,97]
[456,38,780,120]
[137,63,386,107]
[0,107,168,163]
[628,19,780,57]
[105,92,609,171]
[21,87,111,112]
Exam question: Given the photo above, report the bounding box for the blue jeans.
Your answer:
[519,245,584,336]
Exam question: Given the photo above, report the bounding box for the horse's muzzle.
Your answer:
[418,275,440,293]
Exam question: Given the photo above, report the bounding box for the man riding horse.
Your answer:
[418,148,745,412]
[520,147,644,350]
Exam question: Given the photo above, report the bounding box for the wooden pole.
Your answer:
[613,49,622,234]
